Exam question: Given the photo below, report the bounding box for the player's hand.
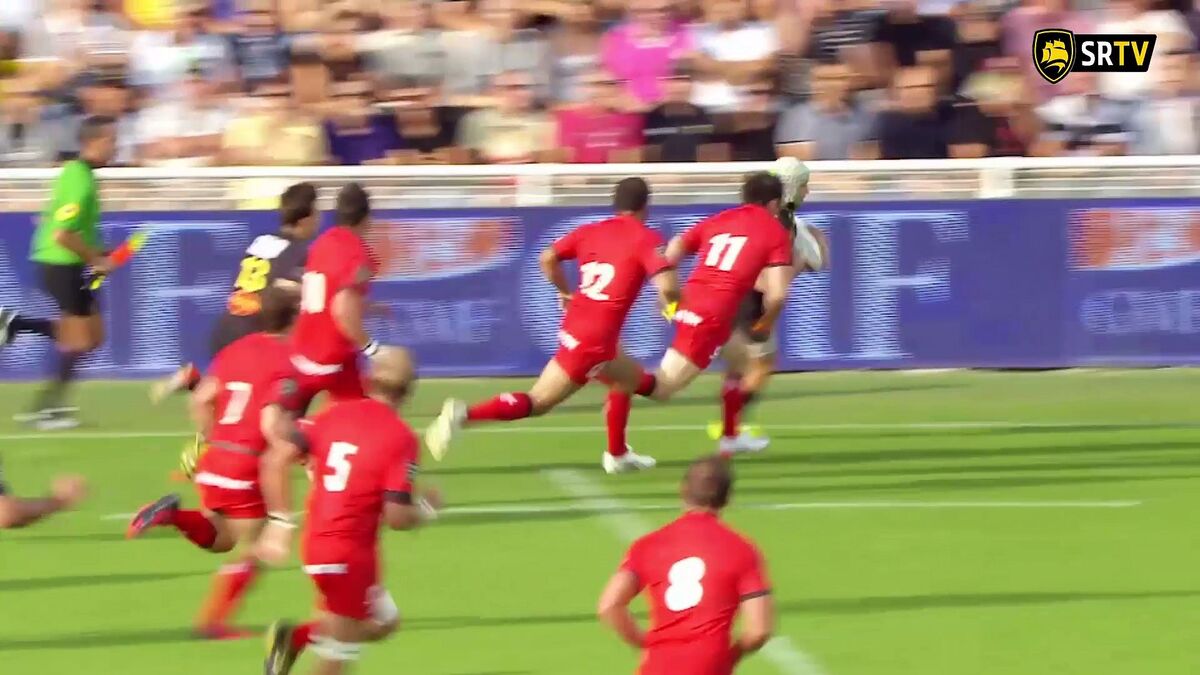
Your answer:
[89,256,114,276]
[255,521,294,566]
[420,486,444,512]
[50,474,88,509]
[749,319,773,342]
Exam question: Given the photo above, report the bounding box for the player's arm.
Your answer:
[331,285,378,356]
[730,546,775,663]
[731,594,776,663]
[256,400,309,564]
[189,375,220,438]
[596,569,645,648]
[642,232,680,307]
[50,168,107,268]
[753,264,793,337]
[381,431,440,531]
[538,247,573,303]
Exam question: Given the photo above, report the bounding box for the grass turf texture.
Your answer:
[0,370,1197,675]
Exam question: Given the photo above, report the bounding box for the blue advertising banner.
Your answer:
[0,200,1197,380]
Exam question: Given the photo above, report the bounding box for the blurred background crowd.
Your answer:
[1,0,1198,167]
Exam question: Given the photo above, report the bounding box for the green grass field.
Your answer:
[1,370,1198,675]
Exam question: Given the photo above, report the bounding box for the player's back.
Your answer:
[680,204,792,321]
[626,512,768,675]
[291,226,373,366]
[557,215,667,343]
[302,398,416,556]
[225,233,308,318]
[206,331,293,453]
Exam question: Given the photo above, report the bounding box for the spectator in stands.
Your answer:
[690,0,779,112]
[221,83,327,165]
[775,0,818,101]
[1002,0,1092,104]
[717,78,778,160]
[230,1,291,89]
[386,78,469,162]
[775,61,875,160]
[319,10,369,84]
[805,0,882,89]
[442,0,552,103]
[1130,50,1200,155]
[871,0,955,88]
[135,66,232,166]
[1036,71,1131,156]
[129,2,235,93]
[455,69,554,163]
[643,64,718,162]
[360,0,447,84]
[950,1,1003,95]
[870,64,950,159]
[601,0,693,108]
[549,2,604,103]
[1096,0,1194,102]
[555,67,643,162]
[323,79,401,165]
[950,58,1041,157]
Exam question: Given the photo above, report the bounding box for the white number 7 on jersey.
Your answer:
[704,234,748,271]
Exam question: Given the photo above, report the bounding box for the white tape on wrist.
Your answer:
[361,339,380,357]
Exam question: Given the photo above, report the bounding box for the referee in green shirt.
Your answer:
[0,116,118,430]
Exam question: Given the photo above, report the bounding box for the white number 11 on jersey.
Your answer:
[704,234,748,271]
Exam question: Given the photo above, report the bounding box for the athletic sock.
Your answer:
[604,391,631,457]
[291,622,317,653]
[208,560,259,627]
[10,316,53,339]
[34,350,82,411]
[635,371,657,398]
[721,376,745,438]
[171,509,218,549]
[467,392,533,422]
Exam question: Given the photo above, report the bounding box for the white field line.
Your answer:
[3,419,1192,443]
[542,468,829,675]
[98,498,1142,522]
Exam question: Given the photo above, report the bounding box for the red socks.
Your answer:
[635,371,656,397]
[721,376,747,438]
[197,559,259,629]
[292,622,316,652]
[467,392,533,422]
[172,509,217,549]
[605,391,631,457]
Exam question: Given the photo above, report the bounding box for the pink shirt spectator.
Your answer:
[556,107,644,163]
[601,22,693,105]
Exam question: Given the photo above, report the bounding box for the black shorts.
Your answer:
[209,314,259,358]
[39,263,97,316]
[736,291,770,344]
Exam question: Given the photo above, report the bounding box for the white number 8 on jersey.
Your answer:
[664,556,706,611]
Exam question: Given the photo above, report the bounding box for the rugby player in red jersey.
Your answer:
[125,287,299,639]
[256,347,440,675]
[289,182,381,413]
[151,183,319,403]
[605,172,796,455]
[598,455,775,675]
[425,177,679,474]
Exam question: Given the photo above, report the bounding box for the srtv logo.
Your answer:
[1033,29,1157,84]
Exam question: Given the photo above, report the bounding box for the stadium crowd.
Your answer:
[1,0,1198,166]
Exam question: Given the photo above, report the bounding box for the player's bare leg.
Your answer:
[714,334,770,455]
[425,359,582,461]
[150,363,201,404]
[649,348,705,401]
[597,352,658,474]
[267,592,400,675]
[194,517,266,639]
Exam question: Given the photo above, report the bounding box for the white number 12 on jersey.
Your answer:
[579,261,616,300]
[704,234,748,272]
